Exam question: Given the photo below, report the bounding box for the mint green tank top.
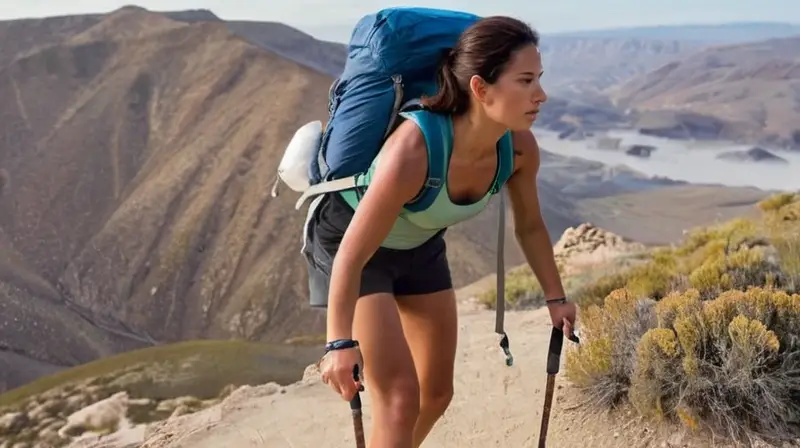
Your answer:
[339,110,514,250]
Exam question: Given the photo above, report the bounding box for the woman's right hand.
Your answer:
[320,347,363,401]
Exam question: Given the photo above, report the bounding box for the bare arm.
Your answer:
[326,120,429,341]
[505,129,566,301]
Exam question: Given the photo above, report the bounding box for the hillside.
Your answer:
[607,35,800,149]
[539,36,704,97]
[0,6,339,391]
[0,6,346,78]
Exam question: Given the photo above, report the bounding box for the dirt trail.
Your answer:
[129,301,694,448]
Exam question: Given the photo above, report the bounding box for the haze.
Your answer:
[1,0,798,39]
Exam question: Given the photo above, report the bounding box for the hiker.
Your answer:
[312,15,577,448]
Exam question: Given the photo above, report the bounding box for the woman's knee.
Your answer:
[375,375,421,427]
[420,381,454,416]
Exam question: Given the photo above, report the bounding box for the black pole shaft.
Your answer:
[350,364,366,448]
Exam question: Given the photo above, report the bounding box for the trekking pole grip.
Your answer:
[349,364,366,448]
[349,364,363,410]
[546,327,564,375]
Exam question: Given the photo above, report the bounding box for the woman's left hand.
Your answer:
[546,300,578,341]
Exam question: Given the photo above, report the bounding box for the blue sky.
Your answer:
[1,0,797,39]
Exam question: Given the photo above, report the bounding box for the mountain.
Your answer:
[0,6,342,391]
[538,36,703,97]
[0,6,347,77]
[539,21,800,98]
[607,35,800,149]
[549,22,800,43]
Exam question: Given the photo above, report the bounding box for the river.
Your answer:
[534,128,800,192]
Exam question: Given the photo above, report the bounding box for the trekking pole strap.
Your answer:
[495,187,513,367]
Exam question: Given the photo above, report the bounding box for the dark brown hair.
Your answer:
[423,16,539,115]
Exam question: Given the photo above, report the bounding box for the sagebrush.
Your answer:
[566,193,800,444]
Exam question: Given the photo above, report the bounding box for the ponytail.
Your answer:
[421,49,470,115]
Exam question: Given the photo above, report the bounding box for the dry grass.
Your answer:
[565,193,800,445]
[0,340,319,412]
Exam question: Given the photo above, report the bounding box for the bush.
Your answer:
[566,203,800,444]
[573,217,789,308]
[757,192,797,213]
[478,265,545,310]
[567,286,800,443]
[760,194,800,291]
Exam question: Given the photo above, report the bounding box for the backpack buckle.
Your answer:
[425,177,442,188]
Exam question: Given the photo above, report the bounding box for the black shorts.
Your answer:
[303,192,453,308]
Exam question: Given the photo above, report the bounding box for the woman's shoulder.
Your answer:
[365,119,429,202]
[510,129,541,173]
[382,118,430,171]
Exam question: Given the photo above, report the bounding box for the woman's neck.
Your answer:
[450,108,507,161]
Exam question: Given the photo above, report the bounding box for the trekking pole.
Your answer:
[350,364,366,448]
[538,326,580,448]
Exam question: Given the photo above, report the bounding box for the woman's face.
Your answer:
[472,44,548,131]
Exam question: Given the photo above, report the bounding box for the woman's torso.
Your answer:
[321,110,512,250]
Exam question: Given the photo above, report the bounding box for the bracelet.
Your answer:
[325,339,359,353]
[546,297,567,305]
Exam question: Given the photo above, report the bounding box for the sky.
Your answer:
[1,0,798,40]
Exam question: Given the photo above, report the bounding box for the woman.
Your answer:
[311,15,578,448]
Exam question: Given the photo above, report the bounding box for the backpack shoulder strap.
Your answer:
[397,108,449,213]
[491,130,515,194]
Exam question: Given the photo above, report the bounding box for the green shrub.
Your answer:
[757,192,796,213]
[478,265,544,310]
[566,287,800,444]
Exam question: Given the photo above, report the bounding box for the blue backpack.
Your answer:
[285,7,516,367]
[292,6,515,214]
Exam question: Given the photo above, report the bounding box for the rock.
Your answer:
[156,396,201,413]
[635,110,724,140]
[0,412,29,436]
[594,136,622,150]
[666,431,684,447]
[557,126,589,141]
[716,146,788,164]
[302,362,321,384]
[553,222,645,268]
[57,391,132,439]
[625,144,656,157]
[28,399,63,421]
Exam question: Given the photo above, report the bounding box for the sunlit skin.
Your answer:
[468,43,548,131]
[445,43,548,203]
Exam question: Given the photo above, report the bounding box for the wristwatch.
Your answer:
[546,297,567,305]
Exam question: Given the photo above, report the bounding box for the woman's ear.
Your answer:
[469,75,488,103]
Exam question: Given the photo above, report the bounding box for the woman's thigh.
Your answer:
[353,293,420,404]
[395,289,458,399]
[394,232,458,395]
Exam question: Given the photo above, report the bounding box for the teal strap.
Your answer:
[492,131,515,194]
[399,110,448,213]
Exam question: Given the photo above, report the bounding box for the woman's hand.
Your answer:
[546,300,578,341]
[319,347,364,401]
